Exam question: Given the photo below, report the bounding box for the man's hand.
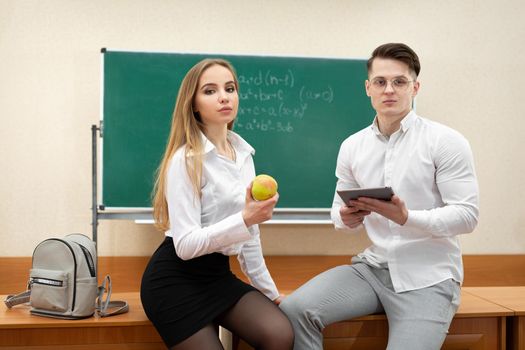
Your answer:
[340,205,371,229]
[348,195,408,225]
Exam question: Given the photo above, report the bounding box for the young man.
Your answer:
[280,43,479,349]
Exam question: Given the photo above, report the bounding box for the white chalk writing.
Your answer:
[235,118,294,133]
[235,69,333,133]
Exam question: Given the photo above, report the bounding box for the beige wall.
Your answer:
[1,0,524,257]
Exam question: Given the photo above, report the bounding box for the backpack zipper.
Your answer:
[31,277,64,287]
[77,243,96,277]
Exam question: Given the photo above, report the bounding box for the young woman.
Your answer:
[140,58,293,350]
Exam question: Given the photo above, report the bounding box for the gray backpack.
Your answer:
[4,233,128,319]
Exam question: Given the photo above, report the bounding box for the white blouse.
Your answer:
[165,130,279,300]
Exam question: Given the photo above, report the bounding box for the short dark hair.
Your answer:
[367,43,421,77]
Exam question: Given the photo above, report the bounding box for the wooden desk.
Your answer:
[235,289,513,350]
[2,290,513,350]
[464,287,525,350]
[0,292,164,349]
[2,265,523,350]
[326,289,513,350]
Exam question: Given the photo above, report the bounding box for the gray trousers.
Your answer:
[279,261,460,350]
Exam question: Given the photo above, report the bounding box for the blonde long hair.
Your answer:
[152,58,239,231]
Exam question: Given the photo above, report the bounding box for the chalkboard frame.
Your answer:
[99,49,375,221]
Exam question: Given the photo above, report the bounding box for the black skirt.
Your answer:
[140,237,256,347]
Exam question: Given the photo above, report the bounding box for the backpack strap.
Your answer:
[4,290,31,308]
[96,275,129,317]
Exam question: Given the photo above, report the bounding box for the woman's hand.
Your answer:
[242,184,279,227]
[273,294,286,305]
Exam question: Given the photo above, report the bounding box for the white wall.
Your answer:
[1,0,524,256]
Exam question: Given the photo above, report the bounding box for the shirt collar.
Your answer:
[371,110,417,136]
[198,130,255,157]
[399,110,417,132]
[371,117,382,136]
[227,130,255,157]
[200,132,215,154]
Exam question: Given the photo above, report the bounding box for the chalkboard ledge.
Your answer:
[97,208,332,224]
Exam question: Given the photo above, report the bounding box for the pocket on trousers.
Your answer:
[449,280,461,310]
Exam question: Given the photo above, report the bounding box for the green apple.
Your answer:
[251,174,278,201]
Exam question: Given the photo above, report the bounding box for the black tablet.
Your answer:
[337,187,394,206]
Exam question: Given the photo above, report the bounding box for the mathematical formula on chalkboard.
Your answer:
[236,69,334,133]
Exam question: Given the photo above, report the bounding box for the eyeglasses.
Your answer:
[369,77,415,92]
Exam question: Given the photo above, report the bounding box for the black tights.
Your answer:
[170,291,294,350]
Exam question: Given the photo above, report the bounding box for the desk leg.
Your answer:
[513,316,525,350]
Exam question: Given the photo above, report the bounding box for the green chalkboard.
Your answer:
[101,50,375,209]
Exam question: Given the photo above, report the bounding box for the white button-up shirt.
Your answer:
[165,130,279,300]
[331,111,479,292]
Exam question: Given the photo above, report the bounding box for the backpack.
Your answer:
[4,233,128,319]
